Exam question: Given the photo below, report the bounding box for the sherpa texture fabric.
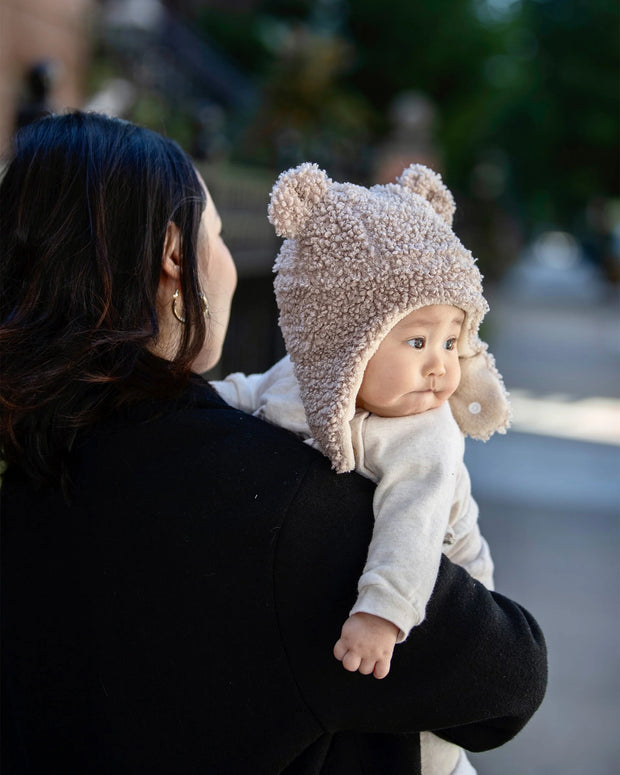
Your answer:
[269,162,511,473]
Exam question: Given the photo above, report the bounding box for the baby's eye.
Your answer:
[407,337,425,350]
[444,338,457,351]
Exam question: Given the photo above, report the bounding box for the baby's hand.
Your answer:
[333,612,399,679]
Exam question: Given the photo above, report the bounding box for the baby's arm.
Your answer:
[211,365,277,414]
[341,406,464,677]
[448,515,495,589]
[445,464,495,590]
[210,356,309,438]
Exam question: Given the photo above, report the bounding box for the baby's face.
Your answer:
[356,305,464,417]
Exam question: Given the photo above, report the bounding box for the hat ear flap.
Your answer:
[268,162,331,238]
[449,349,511,440]
[398,164,456,226]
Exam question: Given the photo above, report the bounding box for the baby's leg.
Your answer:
[445,524,494,591]
[420,732,477,775]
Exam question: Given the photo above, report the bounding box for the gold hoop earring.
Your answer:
[172,288,185,324]
[172,289,209,324]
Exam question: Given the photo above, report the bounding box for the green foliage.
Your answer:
[497,0,619,228]
[192,0,618,234]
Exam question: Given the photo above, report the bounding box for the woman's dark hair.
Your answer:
[0,111,208,489]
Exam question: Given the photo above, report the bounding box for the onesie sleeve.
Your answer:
[210,356,310,436]
[444,463,496,590]
[446,516,495,590]
[350,405,465,639]
[210,369,270,414]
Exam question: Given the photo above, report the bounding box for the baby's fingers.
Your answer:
[334,639,362,672]
[333,638,347,663]
[373,657,391,680]
[334,640,389,678]
[357,657,377,676]
[341,650,362,673]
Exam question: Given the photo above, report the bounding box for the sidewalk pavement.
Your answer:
[464,286,620,775]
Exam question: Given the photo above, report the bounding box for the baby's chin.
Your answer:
[402,392,447,416]
[367,391,451,418]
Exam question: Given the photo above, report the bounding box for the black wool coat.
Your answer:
[1,378,547,774]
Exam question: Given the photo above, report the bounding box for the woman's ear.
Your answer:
[152,222,184,362]
[161,221,182,281]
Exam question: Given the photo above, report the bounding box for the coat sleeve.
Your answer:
[274,456,547,753]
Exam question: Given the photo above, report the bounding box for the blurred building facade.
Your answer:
[0,0,94,152]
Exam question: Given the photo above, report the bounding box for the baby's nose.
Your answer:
[424,352,446,377]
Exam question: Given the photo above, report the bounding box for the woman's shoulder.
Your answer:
[159,376,320,462]
[77,376,350,506]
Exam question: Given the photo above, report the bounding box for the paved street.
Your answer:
[463,281,620,775]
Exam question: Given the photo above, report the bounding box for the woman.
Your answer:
[0,112,546,774]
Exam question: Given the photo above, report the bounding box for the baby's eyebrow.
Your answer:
[398,315,465,331]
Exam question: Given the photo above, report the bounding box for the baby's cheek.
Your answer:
[446,375,461,399]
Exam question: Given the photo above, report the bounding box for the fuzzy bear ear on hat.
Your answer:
[398,164,456,227]
[268,162,332,239]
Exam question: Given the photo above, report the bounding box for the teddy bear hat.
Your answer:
[268,162,510,473]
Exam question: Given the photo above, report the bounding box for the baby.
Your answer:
[213,163,511,775]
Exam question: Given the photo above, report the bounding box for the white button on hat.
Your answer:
[468,402,481,415]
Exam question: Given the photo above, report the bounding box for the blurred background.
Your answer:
[0,0,618,771]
